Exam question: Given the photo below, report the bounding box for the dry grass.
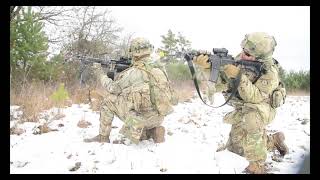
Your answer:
[88,87,104,112]
[70,88,90,104]
[287,90,310,96]
[67,83,91,105]
[65,83,105,112]
[10,78,309,124]
[10,81,94,123]
[10,81,56,122]
[171,80,196,103]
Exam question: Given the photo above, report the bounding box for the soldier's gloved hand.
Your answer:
[92,62,101,69]
[192,54,210,69]
[223,64,240,79]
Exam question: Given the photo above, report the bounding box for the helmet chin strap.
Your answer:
[133,54,150,61]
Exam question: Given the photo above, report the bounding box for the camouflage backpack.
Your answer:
[141,62,177,115]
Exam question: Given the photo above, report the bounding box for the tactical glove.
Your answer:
[192,54,210,69]
[223,64,240,79]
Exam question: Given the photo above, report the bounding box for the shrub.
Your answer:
[165,62,191,81]
[283,70,310,92]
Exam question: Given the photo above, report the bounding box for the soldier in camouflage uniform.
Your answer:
[84,37,175,144]
[193,32,289,174]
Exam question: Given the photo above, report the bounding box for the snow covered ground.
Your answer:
[10,93,310,174]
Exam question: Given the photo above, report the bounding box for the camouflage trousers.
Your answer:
[99,94,164,144]
[223,104,276,162]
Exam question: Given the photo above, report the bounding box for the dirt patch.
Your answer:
[77,120,92,128]
[33,124,58,135]
[69,162,81,171]
[172,80,196,102]
[10,127,26,136]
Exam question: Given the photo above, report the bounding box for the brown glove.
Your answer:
[223,64,240,79]
[192,54,210,69]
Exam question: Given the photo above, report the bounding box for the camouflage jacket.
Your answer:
[95,58,174,116]
[214,56,281,122]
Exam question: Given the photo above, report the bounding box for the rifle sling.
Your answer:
[186,57,242,108]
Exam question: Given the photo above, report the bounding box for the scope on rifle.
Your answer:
[212,48,228,55]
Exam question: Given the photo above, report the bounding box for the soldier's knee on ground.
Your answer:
[120,117,144,144]
[119,124,144,144]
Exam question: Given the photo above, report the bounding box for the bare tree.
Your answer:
[33,6,76,45]
[63,6,123,57]
[11,6,123,56]
[35,6,74,26]
[56,6,124,91]
[11,6,75,45]
[10,6,23,22]
[113,32,135,58]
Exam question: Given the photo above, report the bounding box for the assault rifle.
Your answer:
[76,55,132,81]
[184,48,266,108]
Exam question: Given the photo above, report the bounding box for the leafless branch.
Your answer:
[10,6,23,22]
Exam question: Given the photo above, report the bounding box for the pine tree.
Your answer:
[160,30,192,62]
[177,32,191,52]
[10,6,49,82]
[47,53,65,82]
[50,83,69,115]
[160,29,178,57]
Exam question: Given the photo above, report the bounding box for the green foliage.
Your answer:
[160,29,192,62]
[165,62,191,81]
[10,6,49,81]
[283,70,310,91]
[177,32,191,52]
[46,53,67,82]
[50,83,69,107]
[161,29,178,55]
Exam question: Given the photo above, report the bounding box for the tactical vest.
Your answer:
[224,58,286,108]
[136,62,176,115]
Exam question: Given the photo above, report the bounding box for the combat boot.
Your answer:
[140,129,149,140]
[244,161,265,174]
[147,126,165,143]
[84,134,110,143]
[272,132,289,156]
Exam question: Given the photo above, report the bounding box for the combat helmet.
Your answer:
[240,32,277,59]
[129,37,154,59]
